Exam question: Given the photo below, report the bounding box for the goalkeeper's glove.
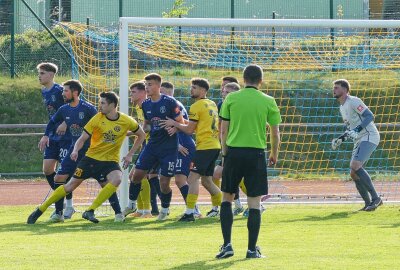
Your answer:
[347,125,362,141]
[332,132,347,150]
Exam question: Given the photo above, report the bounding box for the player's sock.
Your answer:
[186,193,198,210]
[160,191,172,209]
[54,182,65,214]
[354,180,371,205]
[356,168,379,201]
[179,184,189,202]
[234,187,240,200]
[87,183,117,211]
[129,182,142,201]
[149,176,161,196]
[247,208,261,251]
[66,198,73,208]
[127,199,137,210]
[45,172,56,190]
[211,192,222,208]
[239,180,247,195]
[65,176,73,200]
[109,192,121,214]
[140,179,151,210]
[213,178,221,189]
[39,185,67,212]
[220,201,233,246]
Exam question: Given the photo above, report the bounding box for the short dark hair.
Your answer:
[63,79,83,96]
[334,79,351,92]
[100,91,119,107]
[36,62,58,73]
[161,81,174,89]
[130,81,145,91]
[243,64,263,85]
[222,76,239,84]
[191,78,210,91]
[144,73,162,83]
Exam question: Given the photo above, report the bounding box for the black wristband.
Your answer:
[354,125,363,132]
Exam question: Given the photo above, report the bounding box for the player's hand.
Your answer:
[56,121,67,135]
[70,151,79,161]
[331,137,343,150]
[178,144,189,156]
[121,155,133,170]
[347,129,359,141]
[38,136,49,152]
[268,155,277,166]
[166,126,177,136]
[160,117,176,128]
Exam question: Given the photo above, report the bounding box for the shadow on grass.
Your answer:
[0,214,223,235]
[284,211,355,223]
[165,258,247,270]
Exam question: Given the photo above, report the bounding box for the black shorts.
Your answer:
[73,156,121,180]
[222,147,268,197]
[191,149,220,176]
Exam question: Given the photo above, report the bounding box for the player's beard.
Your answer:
[65,97,75,103]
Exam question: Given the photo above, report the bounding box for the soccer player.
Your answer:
[123,81,153,218]
[216,64,281,259]
[37,62,73,211]
[127,73,184,221]
[161,78,222,222]
[27,91,146,224]
[212,80,244,217]
[331,79,382,211]
[160,82,200,217]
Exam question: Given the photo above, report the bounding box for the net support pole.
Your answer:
[119,18,129,209]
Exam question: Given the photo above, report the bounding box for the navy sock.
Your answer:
[45,172,56,190]
[220,201,233,246]
[179,184,189,202]
[160,191,172,209]
[354,180,371,205]
[149,177,161,196]
[247,208,261,251]
[129,182,142,201]
[65,176,72,200]
[355,168,379,201]
[108,192,121,214]
[234,187,240,200]
[149,177,160,212]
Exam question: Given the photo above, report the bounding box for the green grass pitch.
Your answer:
[0,205,398,270]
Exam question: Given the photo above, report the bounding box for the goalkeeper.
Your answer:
[332,79,382,211]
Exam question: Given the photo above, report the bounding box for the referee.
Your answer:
[216,64,281,259]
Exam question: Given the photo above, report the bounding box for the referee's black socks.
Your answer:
[220,201,233,246]
[247,208,261,251]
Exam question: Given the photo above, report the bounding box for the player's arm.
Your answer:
[269,125,280,166]
[161,117,197,135]
[220,119,229,157]
[122,126,146,169]
[38,109,63,152]
[70,131,90,161]
[331,131,349,150]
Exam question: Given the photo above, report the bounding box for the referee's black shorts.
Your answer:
[221,147,268,197]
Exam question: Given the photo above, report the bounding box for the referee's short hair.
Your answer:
[243,64,263,85]
[63,79,83,96]
[100,91,119,107]
[191,78,210,91]
[333,79,351,93]
[36,62,58,74]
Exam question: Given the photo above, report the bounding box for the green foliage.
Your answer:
[162,0,194,18]
[0,205,398,269]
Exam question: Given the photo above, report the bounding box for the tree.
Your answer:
[162,0,193,18]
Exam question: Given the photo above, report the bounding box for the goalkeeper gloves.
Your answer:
[332,133,347,150]
[347,125,362,141]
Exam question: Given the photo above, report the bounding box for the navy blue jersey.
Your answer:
[45,100,97,146]
[176,100,195,149]
[142,94,181,149]
[41,83,66,141]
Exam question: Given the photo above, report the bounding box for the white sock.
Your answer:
[161,207,169,214]
[128,200,137,209]
[185,208,195,215]
[142,210,151,215]
[212,206,219,211]
[66,199,73,208]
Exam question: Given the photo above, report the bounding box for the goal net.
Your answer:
[59,18,400,203]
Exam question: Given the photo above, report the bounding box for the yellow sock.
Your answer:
[88,183,117,211]
[239,179,247,195]
[140,179,151,210]
[39,185,67,212]
[211,192,222,207]
[213,178,221,188]
[137,193,143,210]
[186,193,198,209]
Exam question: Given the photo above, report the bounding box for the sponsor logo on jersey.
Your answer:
[160,106,166,113]
[51,95,56,102]
[357,105,364,112]
[79,112,85,119]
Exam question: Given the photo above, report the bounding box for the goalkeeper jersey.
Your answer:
[339,95,380,145]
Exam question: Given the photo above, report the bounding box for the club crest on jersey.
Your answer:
[51,95,56,102]
[357,105,364,112]
[79,112,85,119]
[114,125,121,132]
[160,106,166,113]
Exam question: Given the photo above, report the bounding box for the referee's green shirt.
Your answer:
[219,86,281,149]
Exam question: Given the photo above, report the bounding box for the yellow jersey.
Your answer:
[189,98,221,150]
[84,112,139,162]
[131,104,150,142]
